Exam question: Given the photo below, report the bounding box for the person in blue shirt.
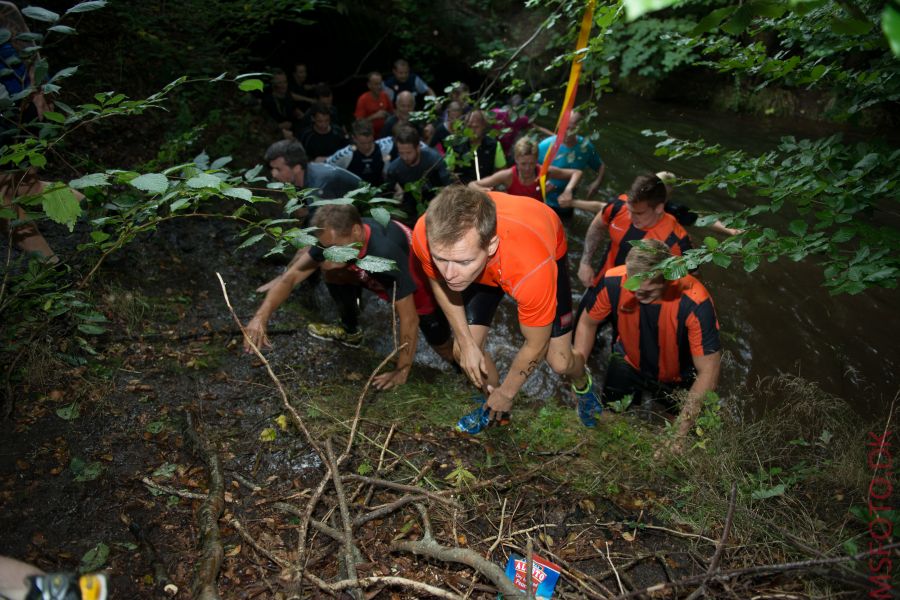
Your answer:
[537,111,605,220]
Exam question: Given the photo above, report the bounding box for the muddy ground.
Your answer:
[0,217,871,599]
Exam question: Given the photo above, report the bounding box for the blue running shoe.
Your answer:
[456,396,491,434]
[573,372,602,427]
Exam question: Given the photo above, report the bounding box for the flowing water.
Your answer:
[363,93,898,419]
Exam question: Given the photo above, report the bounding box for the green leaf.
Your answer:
[623,277,641,291]
[310,197,355,206]
[79,542,109,573]
[370,206,391,227]
[70,173,110,189]
[830,17,873,36]
[223,187,252,202]
[42,185,81,231]
[47,24,77,35]
[151,462,177,478]
[692,6,738,35]
[129,173,169,194]
[712,253,732,268]
[77,323,106,335]
[145,420,166,434]
[169,197,190,212]
[743,254,761,273]
[238,78,264,93]
[238,233,266,249]
[323,245,360,263]
[29,153,47,169]
[185,173,222,189]
[357,461,373,476]
[70,457,103,482]
[703,236,719,251]
[749,1,787,19]
[788,220,807,236]
[42,111,65,123]
[66,0,107,14]
[56,403,80,421]
[831,228,855,243]
[752,483,786,500]
[622,0,681,21]
[50,66,78,82]
[259,427,277,442]
[355,255,397,273]
[884,4,900,56]
[722,5,753,35]
[22,6,60,22]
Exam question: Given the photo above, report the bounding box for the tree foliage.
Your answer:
[515,0,899,293]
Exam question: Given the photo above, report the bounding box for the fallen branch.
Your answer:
[142,477,210,501]
[325,438,363,597]
[610,542,900,600]
[184,413,225,600]
[392,506,525,599]
[345,474,463,509]
[328,576,462,599]
[686,481,737,600]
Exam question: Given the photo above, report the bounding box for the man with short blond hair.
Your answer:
[411,186,602,431]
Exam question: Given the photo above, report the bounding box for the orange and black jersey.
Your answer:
[591,195,693,287]
[587,266,721,383]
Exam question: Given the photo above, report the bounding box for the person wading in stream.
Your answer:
[411,185,602,432]
[576,173,693,307]
[244,204,455,391]
[575,239,722,454]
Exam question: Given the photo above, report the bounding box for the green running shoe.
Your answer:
[307,322,363,348]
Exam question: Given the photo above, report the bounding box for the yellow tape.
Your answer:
[540,0,596,200]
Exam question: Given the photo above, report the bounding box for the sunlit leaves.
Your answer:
[22,6,60,22]
[883,3,900,56]
[323,245,360,263]
[66,1,108,14]
[128,173,169,194]
[41,184,81,231]
[623,0,680,21]
[355,255,397,273]
[238,78,264,92]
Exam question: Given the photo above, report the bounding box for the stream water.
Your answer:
[360,94,898,419]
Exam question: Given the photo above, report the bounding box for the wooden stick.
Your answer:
[609,542,900,600]
[185,413,225,600]
[686,482,738,600]
[344,474,463,509]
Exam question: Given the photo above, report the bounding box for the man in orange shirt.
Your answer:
[412,186,601,430]
[354,71,394,138]
[575,240,721,453]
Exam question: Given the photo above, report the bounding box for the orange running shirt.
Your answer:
[588,265,721,383]
[591,195,693,287]
[354,90,394,138]
[412,191,567,327]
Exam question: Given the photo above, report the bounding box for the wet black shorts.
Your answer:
[418,308,451,347]
[603,352,692,409]
[463,256,574,338]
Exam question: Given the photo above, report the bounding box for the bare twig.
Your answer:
[329,576,462,599]
[391,536,526,598]
[525,537,534,600]
[686,482,738,600]
[325,438,362,597]
[184,413,225,600]
[610,542,900,600]
[487,498,508,557]
[216,273,320,454]
[605,541,625,595]
[345,474,463,509]
[141,477,209,501]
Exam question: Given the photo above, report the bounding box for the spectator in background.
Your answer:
[380,91,421,140]
[354,71,393,138]
[385,125,451,226]
[383,59,435,102]
[451,109,506,184]
[537,111,605,220]
[430,100,463,155]
[326,120,389,187]
[261,69,298,139]
[299,103,348,162]
[297,84,342,132]
[288,62,316,111]
[491,94,553,159]
[468,137,581,205]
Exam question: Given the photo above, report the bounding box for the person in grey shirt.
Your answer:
[385,125,451,226]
